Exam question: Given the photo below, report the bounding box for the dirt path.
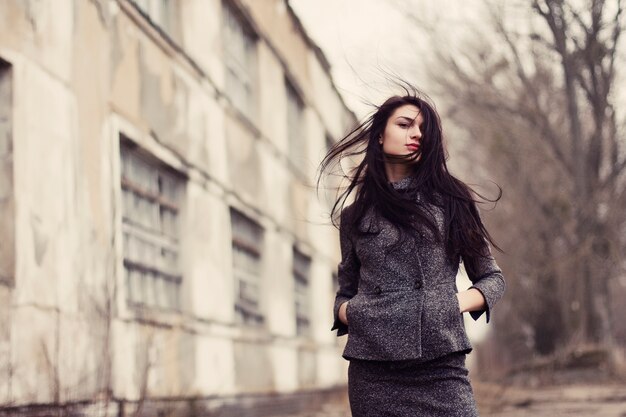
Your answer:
[475,382,626,416]
[281,382,626,416]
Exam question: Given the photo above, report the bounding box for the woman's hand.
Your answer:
[456,288,486,313]
[339,301,349,325]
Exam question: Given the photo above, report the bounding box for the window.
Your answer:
[331,272,340,345]
[222,2,257,119]
[120,138,184,310]
[286,79,305,165]
[325,133,334,154]
[0,59,14,287]
[230,208,264,326]
[293,247,311,337]
[132,0,172,33]
[323,133,338,209]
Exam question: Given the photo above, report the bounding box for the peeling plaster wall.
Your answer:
[242,0,310,98]
[0,0,356,409]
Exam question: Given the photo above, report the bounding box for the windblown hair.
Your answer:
[317,87,502,276]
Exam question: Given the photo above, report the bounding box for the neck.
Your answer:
[384,163,412,183]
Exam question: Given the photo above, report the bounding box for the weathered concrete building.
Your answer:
[0,0,355,414]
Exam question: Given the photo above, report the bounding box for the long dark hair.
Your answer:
[317,87,502,276]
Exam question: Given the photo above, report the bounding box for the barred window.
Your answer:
[293,248,311,337]
[286,79,305,165]
[231,208,264,326]
[120,138,184,310]
[222,3,257,119]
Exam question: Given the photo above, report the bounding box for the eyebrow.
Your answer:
[396,116,422,123]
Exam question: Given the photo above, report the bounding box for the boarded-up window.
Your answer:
[231,208,264,326]
[120,138,184,310]
[286,79,305,165]
[293,248,311,336]
[0,59,14,286]
[223,3,257,119]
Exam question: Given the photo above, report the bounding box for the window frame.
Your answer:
[0,58,14,288]
[293,246,311,337]
[286,78,306,166]
[119,136,186,312]
[222,1,259,121]
[131,0,173,33]
[230,207,265,327]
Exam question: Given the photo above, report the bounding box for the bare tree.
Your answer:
[398,0,626,366]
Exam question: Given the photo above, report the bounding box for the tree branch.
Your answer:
[488,2,576,176]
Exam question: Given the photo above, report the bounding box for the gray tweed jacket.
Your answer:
[331,175,506,362]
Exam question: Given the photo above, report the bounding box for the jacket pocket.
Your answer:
[426,289,462,326]
[345,298,353,325]
[344,293,359,329]
[450,292,462,318]
[420,288,471,359]
[343,291,424,361]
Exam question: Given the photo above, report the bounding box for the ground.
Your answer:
[283,382,626,416]
[475,382,626,416]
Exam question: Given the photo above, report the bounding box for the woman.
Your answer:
[318,90,506,416]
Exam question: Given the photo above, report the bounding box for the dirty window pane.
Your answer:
[293,248,311,337]
[286,80,305,165]
[222,3,257,119]
[132,0,171,33]
[230,208,264,326]
[121,139,184,311]
[0,59,14,287]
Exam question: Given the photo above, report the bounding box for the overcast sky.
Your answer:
[289,0,486,117]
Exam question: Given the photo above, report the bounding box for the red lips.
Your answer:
[406,144,419,151]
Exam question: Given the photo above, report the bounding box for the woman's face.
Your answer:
[379,104,423,162]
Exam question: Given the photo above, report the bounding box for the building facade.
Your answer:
[0,0,355,414]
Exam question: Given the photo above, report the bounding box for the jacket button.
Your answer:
[374,285,382,295]
[414,280,422,289]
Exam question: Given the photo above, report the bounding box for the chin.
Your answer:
[408,152,422,162]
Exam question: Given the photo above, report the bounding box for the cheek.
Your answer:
[383,131,404,148]
[382,138,397,152]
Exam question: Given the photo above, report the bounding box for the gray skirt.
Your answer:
[348,352,479,417]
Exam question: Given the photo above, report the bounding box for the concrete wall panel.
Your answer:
[13,61,79,312]
[0,0,354,408]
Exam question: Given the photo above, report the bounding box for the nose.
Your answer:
[410,126,421,141]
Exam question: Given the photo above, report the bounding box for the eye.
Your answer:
[398,123,409,128]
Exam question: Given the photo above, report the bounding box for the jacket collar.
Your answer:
[389,175,417,191]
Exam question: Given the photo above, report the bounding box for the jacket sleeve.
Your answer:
[463,239,506,323]
[330,207,360,336]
